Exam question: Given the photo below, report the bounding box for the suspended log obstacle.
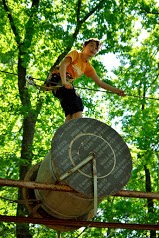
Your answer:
[23,118,132,231]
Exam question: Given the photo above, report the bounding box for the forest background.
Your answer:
[0,0,158,237]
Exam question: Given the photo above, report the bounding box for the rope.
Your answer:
[75,86,159,101]
[0,69,158,101]
[0,70,44,81]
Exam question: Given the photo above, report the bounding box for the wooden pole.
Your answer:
[0,178,159,199]
[0,215,158,231]
[0,178,75,192]
[114,189,159,199]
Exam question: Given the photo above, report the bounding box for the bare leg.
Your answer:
[65,112,83,122]
[65,114,72,122]
[72,111,83,119]
[65,111,83,122]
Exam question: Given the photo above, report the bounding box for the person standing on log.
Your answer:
[46,38,125,121]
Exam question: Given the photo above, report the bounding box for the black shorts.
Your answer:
[53,86,84,117]
[48,72,84,116]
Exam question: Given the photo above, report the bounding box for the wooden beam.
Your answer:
[0,215,158,231]
[114,190,159,200]
[0,178,159,199]
[0,178,75,192]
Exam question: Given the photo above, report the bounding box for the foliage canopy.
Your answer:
[0,0,158,237]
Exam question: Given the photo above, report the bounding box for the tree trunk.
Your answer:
[16,48,42,237]
[144,165,156,238]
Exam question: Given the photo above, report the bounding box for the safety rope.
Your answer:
[0,69,158,101]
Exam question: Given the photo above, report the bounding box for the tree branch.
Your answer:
[2,0,21,45]
[77,0,82,22]
[24,0,40,44]
[80,0,106,24]
[140,7,159,15]
[50,0,106,70]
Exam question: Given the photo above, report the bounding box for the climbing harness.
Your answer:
[25,74,63,91]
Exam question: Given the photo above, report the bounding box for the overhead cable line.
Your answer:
[0,69,159,101]
[74,86,159,101]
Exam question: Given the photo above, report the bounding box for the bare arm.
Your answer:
[90,73,125,96]
[59,57,73,89]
